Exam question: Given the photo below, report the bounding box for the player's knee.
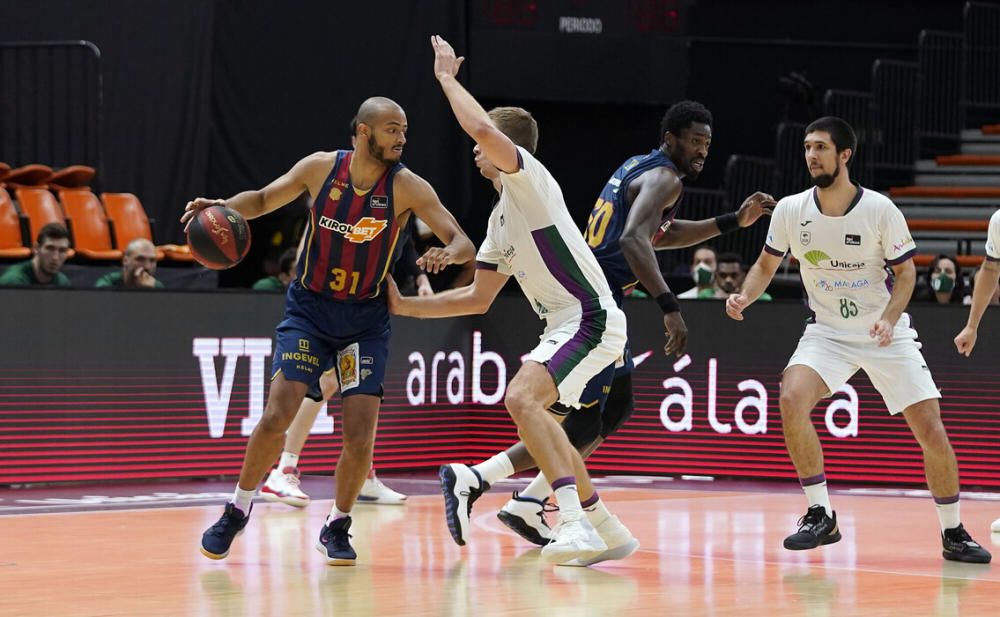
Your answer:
[504,385,536,425]
[914,421,951,453]
[257,405,297,435]
[779,388,812,416]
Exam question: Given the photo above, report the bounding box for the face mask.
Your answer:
[932,273,955,293]
[693,263,714,286]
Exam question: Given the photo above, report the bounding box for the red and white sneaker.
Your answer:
[260,466,310,508]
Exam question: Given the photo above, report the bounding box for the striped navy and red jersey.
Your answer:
[297,150,405,301]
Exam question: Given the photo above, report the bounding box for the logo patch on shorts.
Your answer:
[337,343,361,390]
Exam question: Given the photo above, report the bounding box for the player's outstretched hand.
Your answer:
[726,293,749,320]
[954,325,978,357]
[663,312,688,357]
[431,35,464,80]
[182,197,225,231]
[736,192,777,228]
[417,246,456,274]
[869,319,893,347]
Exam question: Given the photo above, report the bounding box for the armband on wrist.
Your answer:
[715,212,740,234]
[655,292,681,314]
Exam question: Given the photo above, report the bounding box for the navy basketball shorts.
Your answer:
[272,282,390,399]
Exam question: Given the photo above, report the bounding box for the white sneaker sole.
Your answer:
[357,494,407,506]
[560,538,641,567]
[260,489,309,508]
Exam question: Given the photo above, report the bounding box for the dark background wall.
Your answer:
[0,0,972,256]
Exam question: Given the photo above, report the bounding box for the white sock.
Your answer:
[327,505,350,524]
[519,472,551,501]
[472,452,515,486]
[802,481,833,518]
[553,482,582,517]
[584,497,611,528]
[936,500,961,532]
[278,451,299,470]
[232,486,255,514]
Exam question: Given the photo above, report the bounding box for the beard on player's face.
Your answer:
[368,134,402,164]
[810,162,840,188]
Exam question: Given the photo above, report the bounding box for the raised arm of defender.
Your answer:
[431,35,520,175]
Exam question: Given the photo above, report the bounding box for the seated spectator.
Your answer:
[678,245,717,299]
[0,223,71,288]
[716,252,772,300]
[252,248,297,292]
[919,254,965,304]
[94,238,164,289]
[964,264,1000,307]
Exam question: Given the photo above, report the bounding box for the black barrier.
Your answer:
[2,289,999,488]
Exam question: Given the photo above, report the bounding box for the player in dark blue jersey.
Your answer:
[495,101,777,545]
[183,96,474,565]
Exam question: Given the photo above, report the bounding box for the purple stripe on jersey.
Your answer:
[886,247,916,266]
[764,244,786,257]
[529,228,591,304]
[476,260,499,271]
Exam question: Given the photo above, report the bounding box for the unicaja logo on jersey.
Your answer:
[318,215,388,244]
[803,250,865,270]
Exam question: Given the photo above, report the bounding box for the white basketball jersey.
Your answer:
[764,185,916,333]
[986,209,1000,262]
[476,147,616,320]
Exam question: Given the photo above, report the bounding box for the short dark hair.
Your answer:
[716,252,745,269]
[805,116,858,157]
[279,248,297,274]
[37,222,70,246]
[660,101,713,144]
[488,107,539,154]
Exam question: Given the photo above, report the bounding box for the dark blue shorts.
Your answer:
[272,282,390,399]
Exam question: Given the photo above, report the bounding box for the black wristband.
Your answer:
[655,292,681,314]
[715,212,740,234]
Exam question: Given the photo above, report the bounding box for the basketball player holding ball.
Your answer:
[184,96,475,565]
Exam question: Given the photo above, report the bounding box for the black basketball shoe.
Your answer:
[316,516,357,566]
[942,524,992,563]
[200,502,252,560]
[783,504,842,550]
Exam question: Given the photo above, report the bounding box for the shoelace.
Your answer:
[948,526,979,546]
[284,473,301,488]
[537,500,560,529]
[207,510,240,537]
[796,510,824,532]
[323,526,354,550]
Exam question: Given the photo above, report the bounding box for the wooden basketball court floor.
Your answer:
[4,479,1000,616]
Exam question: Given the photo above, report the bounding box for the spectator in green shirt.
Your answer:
[94,238,164,289]
[0,222,72,288]
[717,251,772,301]
[252,247,297,292]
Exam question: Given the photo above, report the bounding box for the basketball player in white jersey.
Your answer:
[727,117,990,563]
[954,209,1000,533]
[385,35,633,566]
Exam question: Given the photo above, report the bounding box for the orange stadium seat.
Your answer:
[5,164,53,189]
[99,192,169,260]
[907,219,989,232]
[15,188,75,259]
[913,254,984,268]
[58,190,121,260]
[49,165,97,191]
[0,187,31,259]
